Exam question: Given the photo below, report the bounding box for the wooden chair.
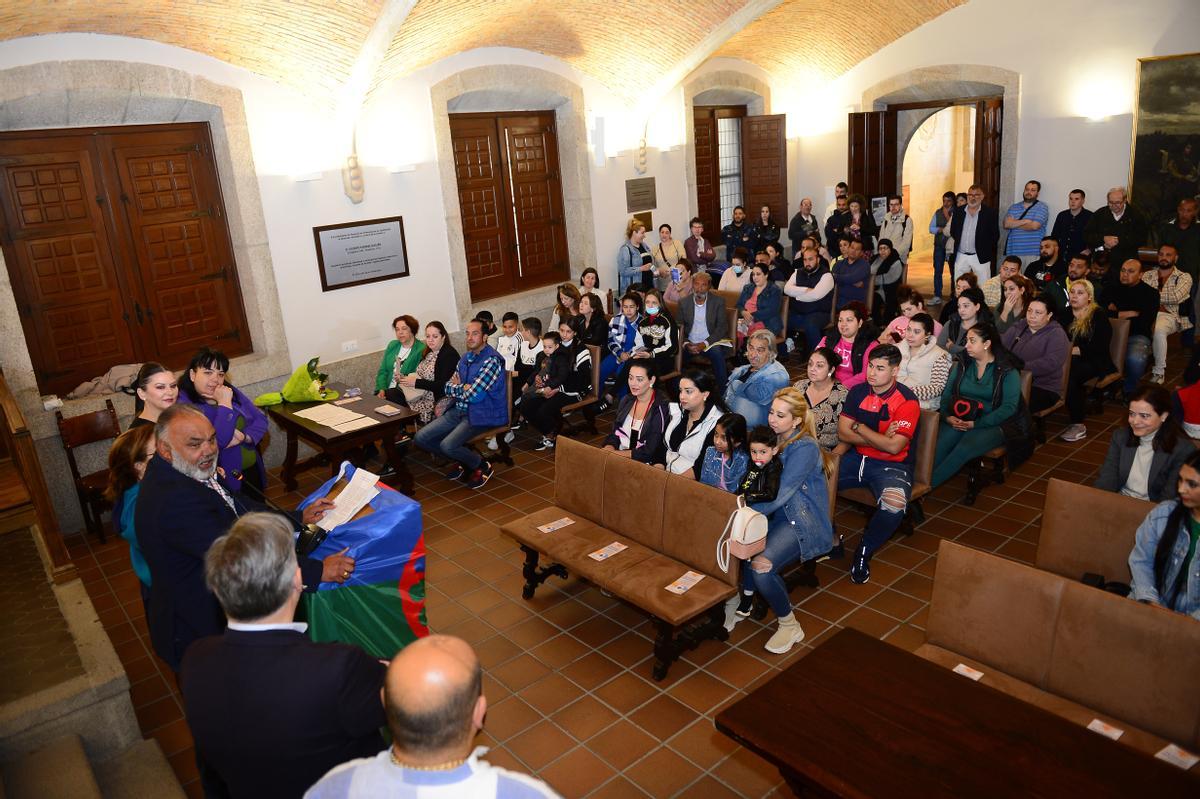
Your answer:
[827,273,876,317]
[838,409,940,536]
[605,288,614,316]
[468,373,514,467]
[964,370,1033,505]
[55,399,121,541]
[1033,355,1071,443]
[557,345,602,436]
[1085,317,1130,412]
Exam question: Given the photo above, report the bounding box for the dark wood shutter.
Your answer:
[693,108,719,237]
[106,128,248,364]
[0,137,138,391]
[741,114,788,221]
[847,111,897,199]
[450,112,569,302]
[0,123,251,396]
[974,97,1003,210]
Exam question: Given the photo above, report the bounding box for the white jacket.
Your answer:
[897,340,952,410]
[879,213,914,262]
[662,403,723,475]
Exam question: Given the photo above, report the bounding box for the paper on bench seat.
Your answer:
[665,571,705,594]
[1155,744,1200,770]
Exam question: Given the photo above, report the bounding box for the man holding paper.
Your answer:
[677,272,730,390]
[137,404,356,671]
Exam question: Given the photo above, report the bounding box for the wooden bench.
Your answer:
[919,540,1200,769]
[500,437,739,680]
[1035,477,1153,586]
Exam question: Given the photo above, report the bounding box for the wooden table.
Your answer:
[267,384,417,496]
[715,627,1199,798]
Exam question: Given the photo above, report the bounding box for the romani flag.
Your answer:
[297,464,427,658]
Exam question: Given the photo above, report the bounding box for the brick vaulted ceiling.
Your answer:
[0,0,966,101]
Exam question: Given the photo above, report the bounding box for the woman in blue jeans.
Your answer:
[737,386,833,655]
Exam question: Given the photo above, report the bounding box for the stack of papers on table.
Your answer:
[292,403,381,433]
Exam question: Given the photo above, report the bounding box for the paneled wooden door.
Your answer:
[974,97,1003,210]
[0,122,250,396]
[742,114,788,221]
[847,110,898,200]
[449,111,569,302]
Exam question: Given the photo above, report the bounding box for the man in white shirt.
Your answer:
[824,181,849,222]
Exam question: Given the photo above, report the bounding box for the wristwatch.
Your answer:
[851,421,860,432]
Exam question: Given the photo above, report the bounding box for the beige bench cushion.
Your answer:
[605,553,736,627]
[553,437,608,524]
[601,453,666,551]
[659,474,739,589]
[926,541,1065,687]
[1036,478,1151,583]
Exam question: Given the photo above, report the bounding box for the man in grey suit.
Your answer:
[677,271,731,390]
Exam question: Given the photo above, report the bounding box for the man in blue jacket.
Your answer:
[414,319,507,489]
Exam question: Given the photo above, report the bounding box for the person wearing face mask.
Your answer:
[629,289,678,378]
[1095,385,1194,502]
[896,313,951,411]
[817,302,879,388]
[792,346,848,451]
[718,247,752,292]
[176,347,269,493]
[724,330,790,428]
[658,371,726,478]
[1002,298,1070,414]
[783,248,834,358]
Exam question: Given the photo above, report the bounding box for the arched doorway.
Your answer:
[900,105,977,296]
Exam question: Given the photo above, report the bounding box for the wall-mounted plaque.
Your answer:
[313,216,410,292]
[625,177,657,213]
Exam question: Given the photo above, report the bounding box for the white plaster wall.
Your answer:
[772,0,1200,223]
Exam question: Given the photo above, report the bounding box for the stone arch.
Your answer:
[861,64,1021,216]
[0,60,290,428]
[683,69,772,226]
[429,65,596,327]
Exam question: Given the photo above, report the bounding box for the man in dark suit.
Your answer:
[677,271,731,389]
[181,512,386,799]
[136,404,352,671]
[950,184,1000,284]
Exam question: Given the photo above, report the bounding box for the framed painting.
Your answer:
[1129,52,1200,225]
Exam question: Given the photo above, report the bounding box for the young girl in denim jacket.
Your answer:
[699,413,750,493]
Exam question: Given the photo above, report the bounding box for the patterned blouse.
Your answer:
[795,378,848,451]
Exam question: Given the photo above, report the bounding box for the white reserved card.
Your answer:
[952,663,984,681]
[1087,719,1124,741]
[588,542,628,561]
[537,517,575,534]
[1155,744,1200,770]
[665,571,706,594]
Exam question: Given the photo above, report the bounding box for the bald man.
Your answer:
[306,635,560,798]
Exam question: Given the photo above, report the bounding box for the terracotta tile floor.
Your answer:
[64,351,1177,798]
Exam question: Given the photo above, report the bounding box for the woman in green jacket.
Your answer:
[932,322,1022,486]
[375,314,427,403]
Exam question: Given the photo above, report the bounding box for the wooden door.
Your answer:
[974,97,1003,210]
[106,127,249,364]
[500,115,569,288]
[847,111,897,199]
[450,116,514,301]
[0,136,138,391]
[693,108,719,237]
[742,114,788,222]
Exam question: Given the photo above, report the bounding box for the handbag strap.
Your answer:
[716,506,738,573]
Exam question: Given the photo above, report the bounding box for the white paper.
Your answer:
[952,663,984,681]
[536,517,575,534]
[1086,719,1124,741]
[293,404,365,427]
[665,571,705,594]
[332,416,381,433]
[317,466,381,531]
[588,542,628,561]
[333,397,362,405]
[1155,744,1200,770]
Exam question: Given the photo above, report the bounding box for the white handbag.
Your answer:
[716,495,768,573]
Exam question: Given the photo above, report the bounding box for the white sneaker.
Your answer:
[486,436,498,451]
[764,614,805,654]
[503,430,515,444]
[927,296,943,306]
[1151,372,1165,384]
[784,338,796,353]
[1060,423,1087,442]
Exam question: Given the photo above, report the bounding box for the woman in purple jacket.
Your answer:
[1001,297,1070,414]
[176,347,269,492]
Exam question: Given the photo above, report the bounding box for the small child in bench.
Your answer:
[732,425,783,617]
[700,412,750,493]
[513,331,570,433]
[513,317,544,395]
[495,311,522,372]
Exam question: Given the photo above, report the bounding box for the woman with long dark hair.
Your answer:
[1129,448,1200,618]
[659,370,726,478]
[176,347,268,492]
[128,362,177,429]
[1095,385,1195,501]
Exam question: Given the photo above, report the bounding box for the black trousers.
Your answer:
[1029,386,1060,415]
[1065,356,1108,423]
[519,392,574,435]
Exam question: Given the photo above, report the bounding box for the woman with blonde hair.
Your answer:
[1061,279,1117,442]
[617,217,653,294]
[549,282,582,331]
[736,386,834,655]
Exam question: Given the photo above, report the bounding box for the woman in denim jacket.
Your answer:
[739,386,834,655]
[1129,449,1200,619]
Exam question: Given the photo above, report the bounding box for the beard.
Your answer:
[166,446,218,482]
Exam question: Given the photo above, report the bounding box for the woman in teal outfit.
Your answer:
[931,322,1023,487]
[105,425,157,609]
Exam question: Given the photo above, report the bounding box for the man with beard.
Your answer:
[1143,244,1192,384]
[722,205,755,259]
[1048,253,1095,323]
[1003,180,1050,269]
[787,197,821,259]
[136,404,353,671]
[1024,236,1069,287]
[1051,188,1093,260]
[950,185,1000,284]
[1103,258,1159,397]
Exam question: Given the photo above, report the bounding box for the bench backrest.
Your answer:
[912,409,941,489]
[929,541,1200,748]
[601,452,666,551]
[660,475,739,587]
[586,344,601,400]
[553,437,607,524]
[1036,478,1151,583]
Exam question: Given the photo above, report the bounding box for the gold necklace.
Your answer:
[389,749,466,771]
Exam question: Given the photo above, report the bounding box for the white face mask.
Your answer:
[644,304,660,315]
[733,265,744,275]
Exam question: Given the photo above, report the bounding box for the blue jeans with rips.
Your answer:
[1124,333,1152,396]
[740,519,808,618]
[837,452,913,558]
[413,405,487,470]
